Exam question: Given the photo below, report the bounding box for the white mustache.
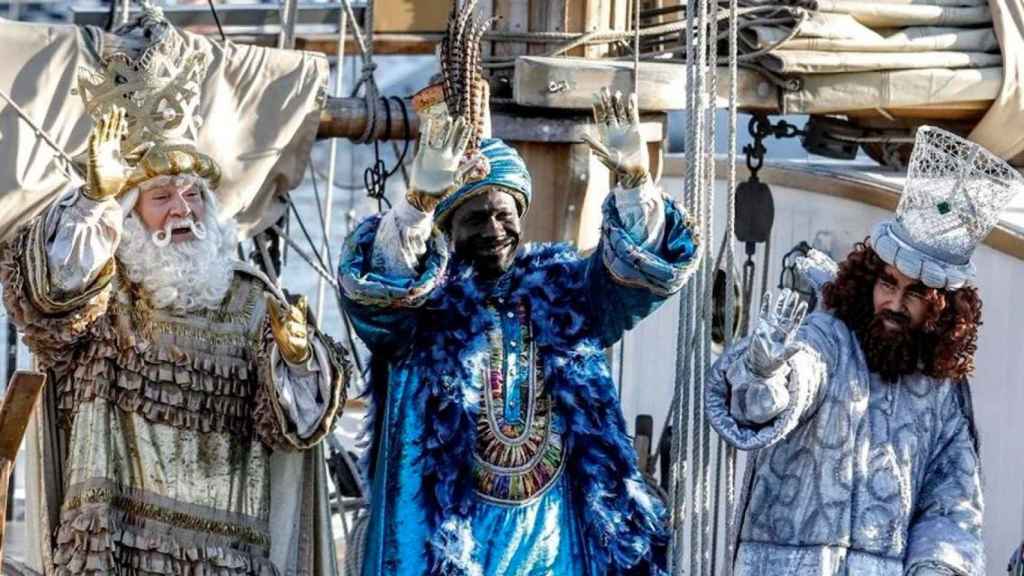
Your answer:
[151,218,207,247]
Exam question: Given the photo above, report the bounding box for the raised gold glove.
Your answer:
[84,107,130,202]
[582,89,650,189]
[267,294,312,365]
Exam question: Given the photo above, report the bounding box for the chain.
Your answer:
[743,114,806,179]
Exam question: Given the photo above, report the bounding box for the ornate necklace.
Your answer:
[473,302,565,505]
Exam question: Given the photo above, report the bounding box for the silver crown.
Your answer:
[898,126,1023,264]
[872,126,1023,289]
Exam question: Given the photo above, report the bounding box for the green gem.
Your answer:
[937,201,951,215]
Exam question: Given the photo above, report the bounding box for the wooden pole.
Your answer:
[311,0,673,247]
[0,371,46,571]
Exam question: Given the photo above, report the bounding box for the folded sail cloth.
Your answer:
[831,0,987,5]
[747,12,883,44]
[815,0,992,27]
[746,26,999,53]
[968,0,1024,160]
[780,66,1003,114]
[761,50,1001,74]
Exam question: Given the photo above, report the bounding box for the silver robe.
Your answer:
[706,311,984,576]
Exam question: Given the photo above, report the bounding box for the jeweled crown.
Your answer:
[896,126,1023,264]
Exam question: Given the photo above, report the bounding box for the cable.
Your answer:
[206,0,227,43]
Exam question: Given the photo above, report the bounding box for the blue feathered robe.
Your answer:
[338,195,699,575]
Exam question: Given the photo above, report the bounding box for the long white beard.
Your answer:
[117,210,238,314]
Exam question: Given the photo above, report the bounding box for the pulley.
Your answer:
[735,115,776,246]
[778,241,819,312]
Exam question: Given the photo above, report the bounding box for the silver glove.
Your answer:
[793,248,839,295]
[744,289,808,378]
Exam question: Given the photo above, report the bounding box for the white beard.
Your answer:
[117,208,238,314]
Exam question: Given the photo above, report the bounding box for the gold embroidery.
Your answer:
[63,487,271,547]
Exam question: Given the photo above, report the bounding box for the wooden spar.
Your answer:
[0,371,46,570]
[315,0,675,248]
[316,91,993,142]
[318,96,668,143]
[514,56,779,112]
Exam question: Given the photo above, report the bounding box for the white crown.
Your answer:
[872,126,1023,289]
[898,126,1023,264]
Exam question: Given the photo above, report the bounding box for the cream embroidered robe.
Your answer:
[0,214,348,575]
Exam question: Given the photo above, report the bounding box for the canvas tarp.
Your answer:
[0,19,327,245]
[780,66,1003,114]
[814,0,991,28]
[968,0,1024,159]
[762,49,1001,74]
[751,0,1023,162]
[747,25,998,53]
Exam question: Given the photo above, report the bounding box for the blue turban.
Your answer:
[435,138,532,225]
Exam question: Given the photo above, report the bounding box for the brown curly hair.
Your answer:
[822,239,983,381]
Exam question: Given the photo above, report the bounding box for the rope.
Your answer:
[722,0,741,572]
[277,0,299,49]
[633,0,641,97]
[270,224,338,286]
[688,1,711,573]
[702,0,721,572]
[0,87,80,180]
[317,0,349,323]
[206,0,227,42]
[669,0,701,571]
[480,5,805,69]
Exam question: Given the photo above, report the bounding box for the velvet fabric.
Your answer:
[339,195,699,575]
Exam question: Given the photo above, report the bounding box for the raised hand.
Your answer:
[407,116,473,212]
[85,107,130,201]
[267,295,312,365]
[582,88,650,189]
[744,289,808,377]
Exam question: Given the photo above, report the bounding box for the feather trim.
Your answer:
[412,243,668,575]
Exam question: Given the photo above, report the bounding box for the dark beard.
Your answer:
[856,311,923,383]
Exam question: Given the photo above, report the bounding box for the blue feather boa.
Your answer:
[408,242,669,576]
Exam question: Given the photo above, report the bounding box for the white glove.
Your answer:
[582,88,650,189]
[407,116,482,212]
[745,289,808,378]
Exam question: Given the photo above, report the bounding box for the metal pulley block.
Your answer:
[735,178,775,244]
[802,116,863,160]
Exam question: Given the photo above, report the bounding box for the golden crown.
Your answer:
[75,2,221,189]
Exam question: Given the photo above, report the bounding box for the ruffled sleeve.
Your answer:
[0,203,116,366]
[338,213,448,354]
[706,312,839,450]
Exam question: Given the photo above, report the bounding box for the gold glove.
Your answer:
[83,107,130,202]
[267,294,312,365]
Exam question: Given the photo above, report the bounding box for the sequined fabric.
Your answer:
[473,304,565,504]
[707,312,985,576]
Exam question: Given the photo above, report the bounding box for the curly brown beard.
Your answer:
[822,240,983,383]
[859,310,921,383]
